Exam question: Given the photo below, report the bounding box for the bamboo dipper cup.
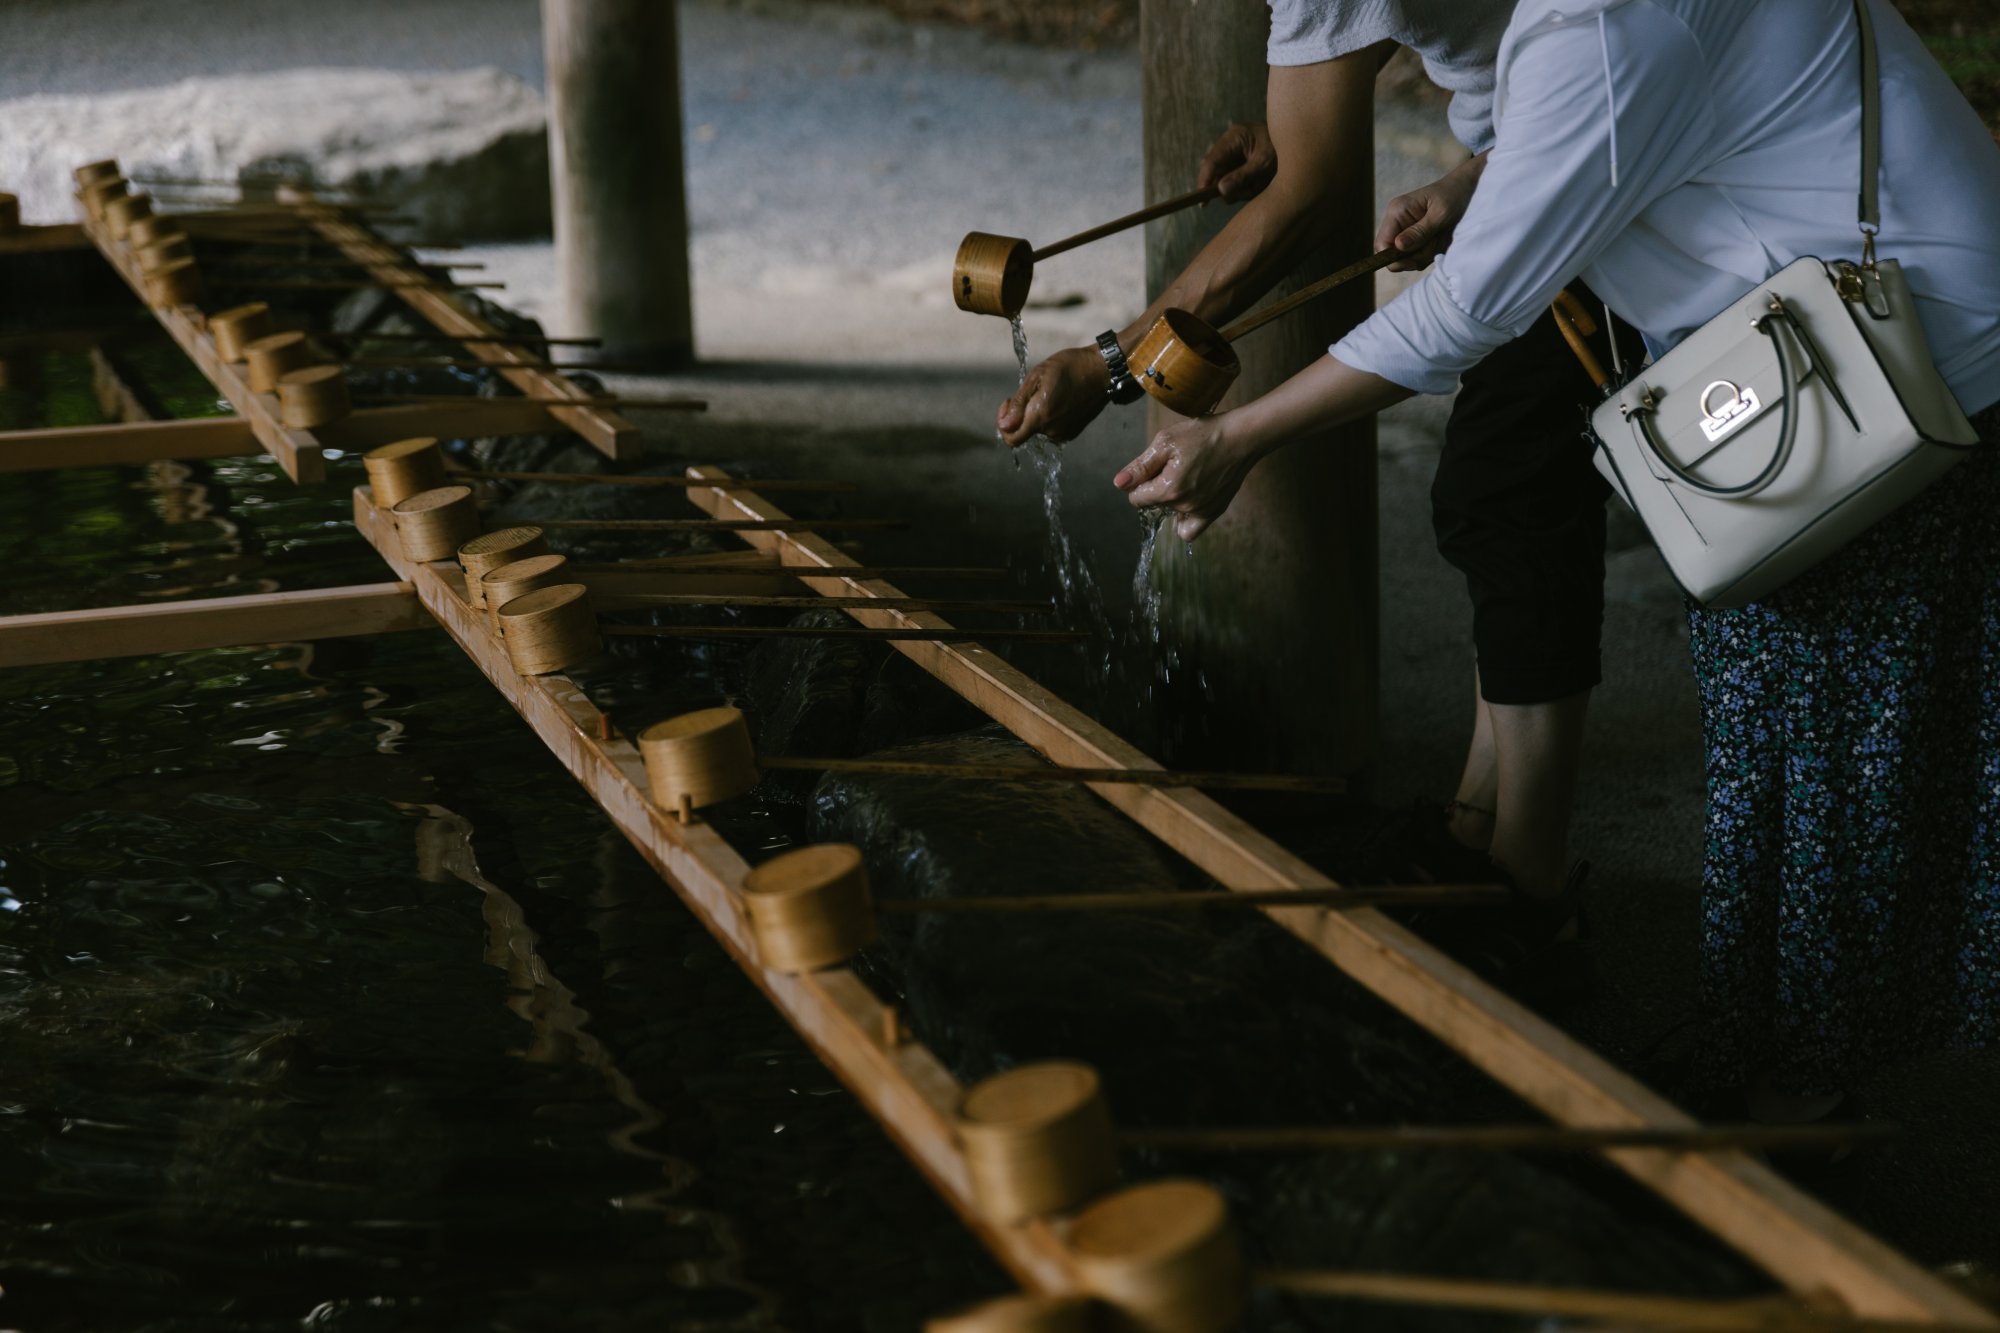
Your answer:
[459,526,549,610]
[127,213,182,248]
[363,437,448,508]
[138,235,196,274]
[0,194,18,236]
[277,364,351,428]
[953,185,1219,319]
[1129,246,1402,417]
[145,258,205,309]
[391,484,480,562]
[482,554,569,631]
[957,1062,1118,1223]
[103,192,154,240]
[243,331,318,393]
[74,160,121,189]
[81,176,129,221]
[926,1295,1097,1333]
[637,705,759,816]
[1067,1180,1245,1333]
[739,843,877,974]
[496,583,600,675]
[211,302,275,363]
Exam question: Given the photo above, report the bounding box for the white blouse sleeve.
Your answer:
[1332,4,1717,395]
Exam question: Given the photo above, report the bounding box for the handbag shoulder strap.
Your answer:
[1853,0,1882,244]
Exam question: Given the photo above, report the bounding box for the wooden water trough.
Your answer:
[0,174,1990,1331]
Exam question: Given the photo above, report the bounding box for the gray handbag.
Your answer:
[1590,0,1979,608]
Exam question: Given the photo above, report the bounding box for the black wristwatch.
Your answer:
[1096,330,1145,405]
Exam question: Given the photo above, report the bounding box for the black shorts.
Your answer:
[1430,289,1642,706]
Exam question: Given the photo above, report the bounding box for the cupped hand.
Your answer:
[997,345,1112,447]
[1195,121,1277,202]
[1112,413,1260,542]
[1374,161,1481,272]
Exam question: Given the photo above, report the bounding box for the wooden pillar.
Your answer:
[542,0,696,368]
[1140,0,1378,774]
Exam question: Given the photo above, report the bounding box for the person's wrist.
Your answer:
[1095,330,1144,405]
[1220,403,1281,466]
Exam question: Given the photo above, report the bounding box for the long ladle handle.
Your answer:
[1219,246,1402,342]
[1029,184,1220,263]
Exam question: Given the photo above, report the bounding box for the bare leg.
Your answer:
[1449,671,1499,852]
[1486,688,1592,901]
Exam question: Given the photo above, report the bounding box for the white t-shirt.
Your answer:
[1265,0,1517,153]
[1330,0,2000,416]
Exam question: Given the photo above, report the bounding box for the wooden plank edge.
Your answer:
[348,487,1079,1294]
[0,582,432,667]
[296,202,641,461]
[675,466,1995,1325]
[76,211,326,483]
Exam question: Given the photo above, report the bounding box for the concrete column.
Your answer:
[542,0,696,367]
[1138,0,1380,775]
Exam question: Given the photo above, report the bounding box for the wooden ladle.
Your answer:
[1128,246,1402,416]
[953,185,1219,319]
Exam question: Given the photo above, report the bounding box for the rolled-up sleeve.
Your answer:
[1332,2,1717,394]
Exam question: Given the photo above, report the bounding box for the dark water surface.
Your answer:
[0,301,1777,1333]
[0,338,1000,1331]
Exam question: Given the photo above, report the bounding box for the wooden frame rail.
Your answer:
[348,487,1081,1293]
[77,210,327,483]
[282,193,640,461]
[0,582,431,668]
[676,466,1993,1325]
[0,401,575,474]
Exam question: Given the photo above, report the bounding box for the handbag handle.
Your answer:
[1625,304,1807,499]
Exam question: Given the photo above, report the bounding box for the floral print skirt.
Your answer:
[1687,409,2000,1097]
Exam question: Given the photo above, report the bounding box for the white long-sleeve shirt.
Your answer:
[1329,0,2000,417]
[1266,0,1517,154]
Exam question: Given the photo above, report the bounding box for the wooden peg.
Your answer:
[458,526,550,610]
[276,364,351,428]
[125,213,184,249]
[80,176,129,221]
[1067,1180,1245,1333]
[103,192,154,240]
[210,303,276,363]
[1128,247,1401,417]
[73,160,121,189]
[481,554,569,632]
[144,257,205,309]
[926,1294,1097,1333]
[390,484,480,562]
[496,583,600,675]
[739,843,877,974]
[0,194,19,237]
[881,1005,906,1048]
[242,330,319,392]
[957,1062,1118,1223]
[137,235,195,274]
[636,706,760,813]
[362,437,448,508]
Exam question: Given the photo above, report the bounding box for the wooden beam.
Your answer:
[0,583,432,668]
[78,212,327,483]
[0,223,89,256]
[347,488,1079,1293]
[0,401,570,474]
[286,194,641,460]
[677,467,1994,1326]
[0,417,254,472]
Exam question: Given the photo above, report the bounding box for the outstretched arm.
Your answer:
[996,46,1390,447]
[1113,355,1409,540]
